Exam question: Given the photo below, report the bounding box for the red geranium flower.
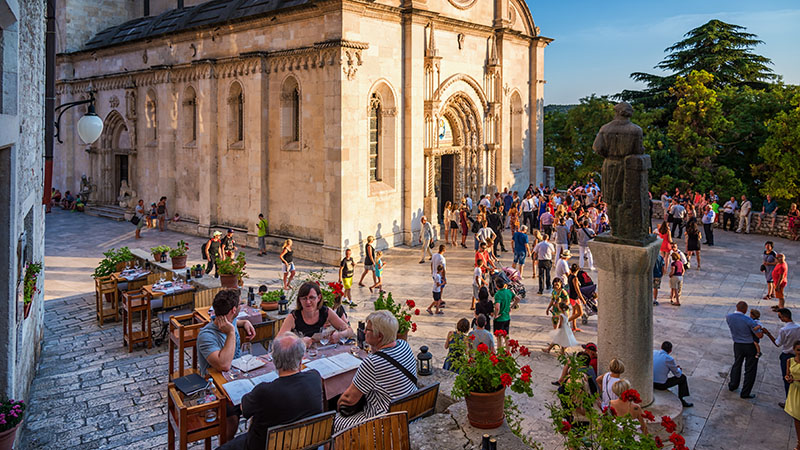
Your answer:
[669,433,685,446]
[414,309,420,315]
[661,416,677,433]
[411,323,417,332]
[494,329,507,337]
[507,339,519,352]
[406,299,416,308]
[602,406,618,416]
[654,436,663,448]
[519,346,531,357]
[521,364,532,375]
[559,420,571,433]
[404,315,411,322]
[500,373,512,387]
[641,409,655,422]
[521,372,531,383]
[620,389,641,404]
[489,354,500,366]
[476,343,489,353]
[469,334,476,341]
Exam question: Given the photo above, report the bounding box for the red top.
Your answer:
[475,251,491,273]
[773,262,789,286]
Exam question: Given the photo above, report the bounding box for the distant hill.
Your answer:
[544,104,577,114]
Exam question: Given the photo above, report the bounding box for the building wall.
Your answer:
[0,0,46,405]
[56,0,138,54]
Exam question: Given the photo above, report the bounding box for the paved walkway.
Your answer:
[22,209,800,449]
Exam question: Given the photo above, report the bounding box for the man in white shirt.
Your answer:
[668,201,686,238]
[479,195,491,210]
[736,195,752,234]
[520,193,534,232]
[721,197,738,232]
[431,245,447,305]
[653,341,693,407]
[669,242,689,269]
[554,250,571,285]
[763,308,800,401]
[701,205,716,246]
[533,235,555,294]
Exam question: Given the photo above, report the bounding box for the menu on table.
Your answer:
[152,281,193,294]
[303,353,362,378]
[223,371,279,405]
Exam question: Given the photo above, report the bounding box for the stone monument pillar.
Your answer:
[588,102,659,405]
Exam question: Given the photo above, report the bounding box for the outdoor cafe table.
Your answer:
[208,343,367,405]
[143,281,196,310]
[110,269,150,284]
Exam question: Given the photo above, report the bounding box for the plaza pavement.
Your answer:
[22,208,800,449]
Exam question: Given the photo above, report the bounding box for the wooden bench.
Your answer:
[265,410,336,450]
[332,411,409,450]
[388,382,439,422]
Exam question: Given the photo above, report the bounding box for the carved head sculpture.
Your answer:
[614,102,633,119]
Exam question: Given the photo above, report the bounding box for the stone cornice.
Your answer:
[56,40,369,93]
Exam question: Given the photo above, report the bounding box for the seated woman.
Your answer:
[277,281,352,347]
[608,378,649,434]
[442,318,470,372]
[334,310,418,432]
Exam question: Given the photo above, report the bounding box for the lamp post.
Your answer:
[54,93,104,145]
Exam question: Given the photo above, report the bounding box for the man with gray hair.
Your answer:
[419,215,434,263]
[220,333,323,450]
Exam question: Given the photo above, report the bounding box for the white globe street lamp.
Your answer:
[54,93,104,144]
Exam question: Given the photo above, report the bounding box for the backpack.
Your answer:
[471,219,481,234]
[578,271,593,287]
[201,239,210,259]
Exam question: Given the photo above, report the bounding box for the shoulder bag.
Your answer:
[130,215,140,226]
[338,348,418,417]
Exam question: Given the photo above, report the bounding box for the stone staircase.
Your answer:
[85,204,128,222]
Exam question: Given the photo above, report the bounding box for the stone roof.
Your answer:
[84,0,311,51]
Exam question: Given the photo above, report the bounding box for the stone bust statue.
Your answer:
[117,180,136,209]
[78,174,94,204]
[592,102,655,245]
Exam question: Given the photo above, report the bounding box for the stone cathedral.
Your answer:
[54,0,549,263]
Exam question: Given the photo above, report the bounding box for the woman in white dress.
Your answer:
[542,301,578,355]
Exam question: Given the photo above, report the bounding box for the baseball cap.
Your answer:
[213,231,222,236]
[227,228,234,233]
[582,342,597,351]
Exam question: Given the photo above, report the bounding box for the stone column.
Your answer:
[588,238,660,405]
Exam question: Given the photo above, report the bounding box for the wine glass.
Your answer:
[319,334,330,347]
[241,342,252,362]
[266,339,274,362]
[134,260,140,271]
[339,334,348,346]
[229,367,240,380]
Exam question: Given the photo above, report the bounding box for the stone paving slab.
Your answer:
[21,209,800,449]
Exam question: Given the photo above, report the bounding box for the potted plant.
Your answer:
[373,292,419,340]
[0,397,25,450]
[168,240,189,269]
[150,245,170,262]
[92,247,134,278]
[22,262,42,319]
[217,252,247,289]
[260,290,282,311]
[450,331,534,429]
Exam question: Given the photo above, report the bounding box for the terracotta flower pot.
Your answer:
[0,422,21,450]
[465,387,506,429]
[397,331,408,341]
[171,255,187,270]
[219,274,239,289]
[261,302,279,311]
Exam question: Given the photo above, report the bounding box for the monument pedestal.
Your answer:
[588,237,660,405]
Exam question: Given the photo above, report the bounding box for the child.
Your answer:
[171,213,181,223]
[370,251,385,293]
[546,278,569,329]
[148,203,158,228]
[332,295,348,322]
[750,309,763,358]
[542,300,577,355]
[428,264,446,315]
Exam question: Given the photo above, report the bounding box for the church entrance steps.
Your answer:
[85,204,128,222]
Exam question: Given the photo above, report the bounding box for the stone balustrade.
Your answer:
[652,202,797,240]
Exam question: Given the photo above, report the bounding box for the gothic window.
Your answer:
[228,81,244,146]
[369,94,381,182]
[281,76,300,150]
[183,86,197,145]
[509,92,523,167]
[145,89,157,143]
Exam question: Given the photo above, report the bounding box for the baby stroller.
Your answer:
[578,270,598,324]
[488,267,526,301]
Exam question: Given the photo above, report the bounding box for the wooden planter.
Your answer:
[171,255,187,270]
[219,274,239,289]
[464,387,506,429]
[261,302,279,311]
[0,422,21,450]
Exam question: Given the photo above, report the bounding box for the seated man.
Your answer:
[62,191,75,210]
[197,289,256,439]
[653,341,693,407]
[220,333,323,450]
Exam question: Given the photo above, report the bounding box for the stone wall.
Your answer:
[0,0,47,410]
[652,202,797,240]
[56,0,137,53]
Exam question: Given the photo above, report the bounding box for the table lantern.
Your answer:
[186,269,191,281]
[278,293,289,315]
[247,287,255,307]
[160,252,167,263]
[417,345,433,376]
[145,259,150,270]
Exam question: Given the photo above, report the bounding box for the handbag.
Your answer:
[337,349,418,417]
[429,240,435,249]
[130,215,140,226]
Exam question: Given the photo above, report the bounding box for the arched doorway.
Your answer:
[425,92,484,223]
[96,110,132,204]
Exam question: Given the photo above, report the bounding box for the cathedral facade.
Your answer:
[54,0,550,263]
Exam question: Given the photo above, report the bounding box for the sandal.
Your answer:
[426,309,433,315]
[763,295,773,300]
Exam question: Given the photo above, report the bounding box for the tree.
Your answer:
[756,92,800,200]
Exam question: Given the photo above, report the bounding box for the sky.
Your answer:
[528,0,800,105]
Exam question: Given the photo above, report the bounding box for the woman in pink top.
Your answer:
[773,253,789,310]
[657,221,672,262]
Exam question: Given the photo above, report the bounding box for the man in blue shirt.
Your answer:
[726,301,764,399]
[652,254,665,305]
[653,341,693,407]
[511,225,531,275]
[701,205,716,246]
[758,194,779,230]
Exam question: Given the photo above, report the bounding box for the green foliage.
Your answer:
[93,247,134,278]
[150,245,170,255]
[757,92,800,200]
[260,290,282,303]
[216,252,248,278]
[449,332,533,399]
[373,292,417,335]
[23,262,42,305]
[168,240,189,258]
[668,70,731,161]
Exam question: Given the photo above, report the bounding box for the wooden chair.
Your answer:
[252,319,277,344]
[94,275,119,325]
[332,412,409,450]
[388,382,439,423]
[147,271,175,285]
[167,382,227,450]
[121,289,152,352]
[265,411,336,450]
[168,313,207,380]
[194,287,223,309]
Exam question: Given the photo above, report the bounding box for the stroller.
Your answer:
[578,270,598,324]
[488,267,526,302]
